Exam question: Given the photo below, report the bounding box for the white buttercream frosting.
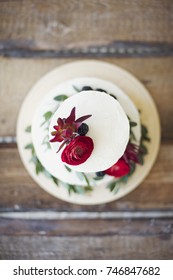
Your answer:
[49,90,130,172]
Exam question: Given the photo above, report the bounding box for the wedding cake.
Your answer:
[30,77,149,194]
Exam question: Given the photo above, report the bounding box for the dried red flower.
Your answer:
[50,107,92,152]
[61,136,94,166]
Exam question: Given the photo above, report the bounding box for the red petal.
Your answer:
[53,125,60,131]
[66,107,76,123]
[57,117,63,127]
[50,134,63,142]
[75,114,92,123]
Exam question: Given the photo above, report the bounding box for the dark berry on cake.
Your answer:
[78,123,89,136]
[96,171,105,177]
[96,88,107,93]
[82,86,93,91]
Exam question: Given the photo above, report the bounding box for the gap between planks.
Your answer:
[1,42,173,58]
[0,136,16,144]
[1,211,173,220]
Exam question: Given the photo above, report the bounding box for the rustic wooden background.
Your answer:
[0,0,173,259]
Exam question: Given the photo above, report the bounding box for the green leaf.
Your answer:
[130,121,137,127]
[41,111,53,126]
[54,95,68,101]
[64,165,72,172]
[25,125,31,133]
[119,175,128,184]
[93,176,104,181]
[51,176,59,186]
[141,124,148,135]
[82,173,90,187]
[42,135,49,143]
[140,143,148,155]
[107,181,117,192]
[46,142,51,150]
[29,155,37,164]
[130,130,136,141]
[24,143,33,149]
[68,184,78,195]
[75,185,85,194]
[141,124,150,142]
[43,169,51,179]
[84,185,93,192]
[113,185,121,194]
[143,136,150,142]
[44,111,53,121]
[35,160,44,175]
[72,85,80,92]
[107,181,121,193]
[76,172,85,181]
[25,143,35,155]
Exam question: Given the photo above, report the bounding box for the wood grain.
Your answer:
[0,230,173,259]
[0,143,172,211]
[0,0,173,54]
[0,57,173,139]
[0,218,173,259]
[0,218,173,237]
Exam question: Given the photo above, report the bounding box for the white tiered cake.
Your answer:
[31,77,143,190]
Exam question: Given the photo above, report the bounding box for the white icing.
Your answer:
[49,91,130,172]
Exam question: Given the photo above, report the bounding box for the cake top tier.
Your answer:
[49,90,130,173]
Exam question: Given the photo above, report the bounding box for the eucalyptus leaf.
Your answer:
[76,172,85,181]
[54,95,68,101]
[82,173,90,187]
[41,111,53,126]
[84,185,93,192]
[25,143,35,155]
[130,121,137,127]
[72,85,80,92]
[43,169,52,178]
[24,143,33,149]
[44,111,53,120]
[113,185,121,194]
[93,176,104,181]
[64,165,72,172]
[140,143,148,155]
[68,184,78,195]
[51,176,59,186]
[36,161,44,175]
[75,185,85,194]
[29,155,37,164]
[107,181,117,192]
[25,125,31,133]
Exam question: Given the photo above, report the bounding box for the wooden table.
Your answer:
[0,0,173,259]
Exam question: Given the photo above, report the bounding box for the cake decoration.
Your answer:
[61,135,94,165]
[50,106,92,153]
[50,106,94,165]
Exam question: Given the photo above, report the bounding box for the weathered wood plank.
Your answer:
[0,218,172,237]
[0,57,173,139]
[0,0,173,55]
[0,143,172,211]
[0,233,173,259]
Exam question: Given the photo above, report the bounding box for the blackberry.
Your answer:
[96,171,105,177]
[96,88,107,93]
[82,86,93,91]
[78,123,89,136]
